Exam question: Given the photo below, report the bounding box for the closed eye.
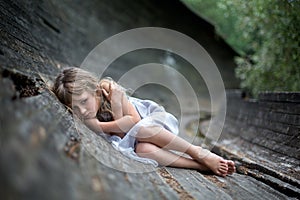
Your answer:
[81,99,87,104]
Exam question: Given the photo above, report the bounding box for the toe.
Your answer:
[220,166,228,174]
[226,160,236,174]
[227,160,235,166]
[216,170,226,177]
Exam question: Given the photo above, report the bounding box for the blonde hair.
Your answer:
[52,67,114,121]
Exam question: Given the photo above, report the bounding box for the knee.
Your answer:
[135,142,157,155]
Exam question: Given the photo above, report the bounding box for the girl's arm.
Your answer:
[84,101,140,136]
[85,80,140,136]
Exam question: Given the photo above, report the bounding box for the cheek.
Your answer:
[95,97,101,110]
[89,99,98,111]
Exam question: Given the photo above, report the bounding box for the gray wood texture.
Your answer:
[0,0,298,199]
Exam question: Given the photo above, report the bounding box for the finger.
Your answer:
[109,81,112,91]
[108,82,113,99]
[102,88,110,98]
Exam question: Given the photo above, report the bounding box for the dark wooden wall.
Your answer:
[0,0,238,85]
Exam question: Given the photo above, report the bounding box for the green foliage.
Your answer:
[181,0,300,96]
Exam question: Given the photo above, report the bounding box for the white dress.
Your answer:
[100,97,179,166]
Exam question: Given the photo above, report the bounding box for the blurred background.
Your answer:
[182,0,300,96]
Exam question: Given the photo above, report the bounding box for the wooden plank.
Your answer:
[80,153,180,200]
[259,92,300,103]
[257,101,300,115]
[165,168,232,200]
[213,139,300,194]
[0,86,179,199]
[166,167,294,200]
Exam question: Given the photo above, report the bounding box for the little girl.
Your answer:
[52,67,235,177]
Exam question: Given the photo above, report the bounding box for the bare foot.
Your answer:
[226,160,236,175]
[196,147,228,177]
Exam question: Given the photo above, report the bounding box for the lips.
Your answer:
[83,113,90,119]
[84,112,97,119]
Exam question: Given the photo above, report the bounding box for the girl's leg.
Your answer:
[135,142,208,171]
[136,126,233,176]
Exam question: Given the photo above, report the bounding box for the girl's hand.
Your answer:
[101,81,124,102]
[102,80,140,124]
[98,79,140,133]
[101,81,125,119]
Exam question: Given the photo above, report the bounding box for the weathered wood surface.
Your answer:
[1,79,298,199]
[200,90,300,199]
[1,0,299,199]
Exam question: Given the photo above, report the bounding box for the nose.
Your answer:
[78,106,87,116]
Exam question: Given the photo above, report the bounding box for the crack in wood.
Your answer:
[158,168,195,200]
[203,175,227,189]
[215,145,300,198]
[40,16,60,34]
[2,69,43,99]
[237,165,300,198]
[64,135,81,161]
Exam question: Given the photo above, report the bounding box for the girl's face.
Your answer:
[71,91,100,120]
